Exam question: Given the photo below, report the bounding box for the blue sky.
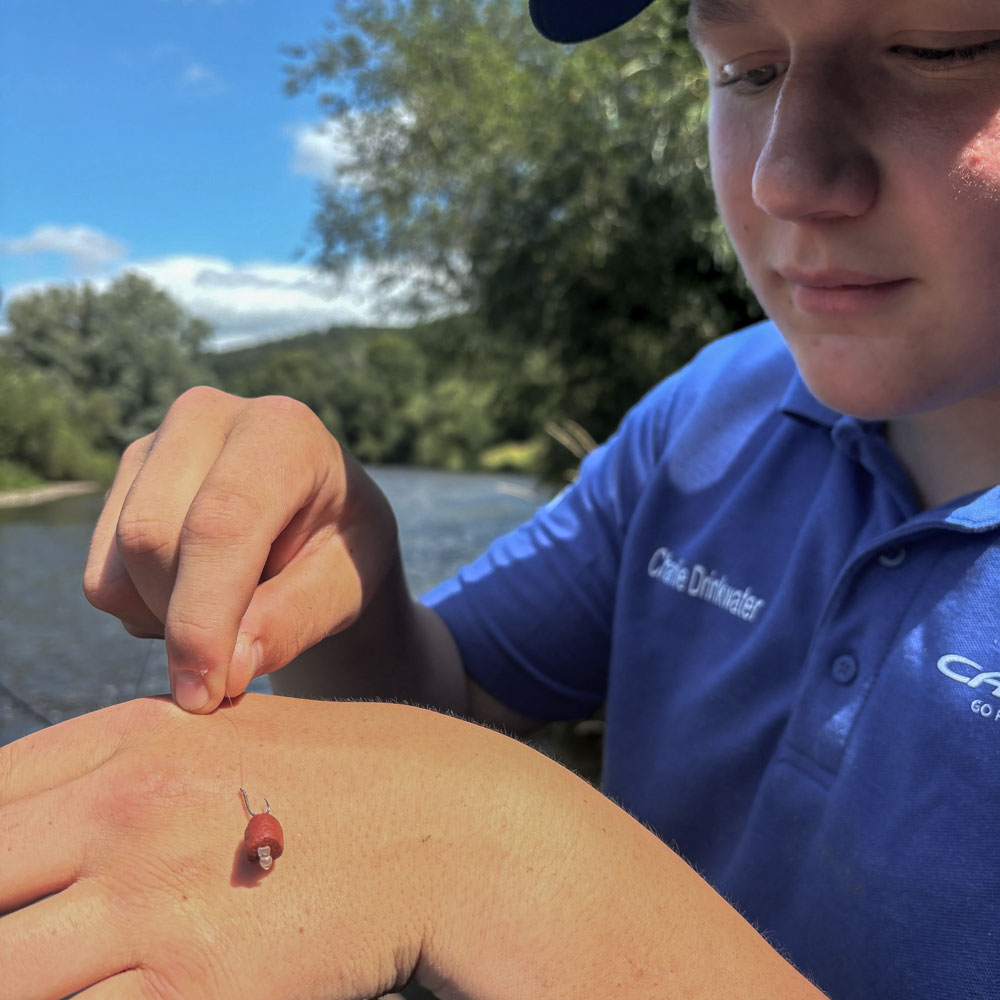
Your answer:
[2,0,413,348]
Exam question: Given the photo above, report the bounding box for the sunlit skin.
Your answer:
[690,0,1000,501]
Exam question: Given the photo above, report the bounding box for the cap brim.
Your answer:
[529,0,657,42]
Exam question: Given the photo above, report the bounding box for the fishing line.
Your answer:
[129,642,283,870]
[225,693,247,791]
[133,638,247,791]
[227,692,285,871]
[6,634,286,870]
[2,634,160,741]
[132,636,159,699]
[130,639,250,808]
[0,676,54,729]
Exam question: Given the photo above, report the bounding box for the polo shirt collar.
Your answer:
[779,372,1000,532]
[947,486,1000,531]
[779,371,840,427]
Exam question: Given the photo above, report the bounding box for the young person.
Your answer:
[4,0,1000,996]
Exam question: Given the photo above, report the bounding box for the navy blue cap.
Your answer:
[529,0,657,42]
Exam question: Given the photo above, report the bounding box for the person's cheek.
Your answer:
[709,107,760,251]
[951,110,1000,204]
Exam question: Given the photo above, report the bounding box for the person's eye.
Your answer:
[716,60,788,91]
[891,39,1000,70]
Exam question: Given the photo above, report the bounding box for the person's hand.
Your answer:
[0,694,828,999]
[0,694,477,1000]
[0,692,622,1000]
[83,387,400,712]
[0,694,562,1000]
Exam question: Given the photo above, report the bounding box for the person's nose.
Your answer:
[752,66,878,222]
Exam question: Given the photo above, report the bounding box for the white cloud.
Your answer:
[181,62,213,84]
[3,254,455,351]
[0,225,128,273]
[0,209,461,348]
[113,45,226,94]
[179,61,227,93]
[138,255,424,348]
[289,108,415,185]
[289,121,356,182]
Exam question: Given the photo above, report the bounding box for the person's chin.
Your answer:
[783,339,918,421]
[800,376,902,420]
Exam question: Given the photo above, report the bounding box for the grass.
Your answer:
[479,438,545,473]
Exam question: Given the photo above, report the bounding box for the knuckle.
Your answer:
[182,487,266,547]
[81,576,121,616]
[252,392,324,431]
[97,758,183,830]
[121,432,154,464]
[82,577,141,620]
[170,384,231,414]
[94,705,187,822]
[166,612,232,674]
[115,509,177,563]
[167,609,219,649]
[82,558,145,620]
[81,564,106,606]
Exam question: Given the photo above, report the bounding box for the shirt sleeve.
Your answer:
[421,374,678,721]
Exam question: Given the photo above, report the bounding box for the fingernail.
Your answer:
[251,640,263,678]
[173,669,210,711]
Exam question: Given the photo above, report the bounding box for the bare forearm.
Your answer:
[2,695,825,1000]
[413,718,827,1000]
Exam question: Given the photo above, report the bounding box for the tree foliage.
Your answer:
[0,358,118,487]
[1,3,765,489]
[216,316,504,470]
[285,0,761,471]
[4,273,214,454]
[0,273,214,486]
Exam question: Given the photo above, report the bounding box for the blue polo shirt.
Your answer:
[424,321,1000,999]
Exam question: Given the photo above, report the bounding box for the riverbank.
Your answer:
[0,480,100,510]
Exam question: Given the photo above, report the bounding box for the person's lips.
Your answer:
[779,268,914,316]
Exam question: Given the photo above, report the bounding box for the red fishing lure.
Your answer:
[240,788,284,871]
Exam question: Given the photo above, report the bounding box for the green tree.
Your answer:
[212,318,511,472]
[408,376,499,470]
[0,357,117,486]
[348,331,426,463]
[285,0,760,472]
[229,347,349,440]
[4,273,214,450]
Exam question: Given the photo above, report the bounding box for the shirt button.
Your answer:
[831,654,859,685]
[878,547,906,568]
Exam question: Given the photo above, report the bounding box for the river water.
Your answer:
[0,467,551,746]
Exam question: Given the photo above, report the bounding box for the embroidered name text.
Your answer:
[647,547,766,623]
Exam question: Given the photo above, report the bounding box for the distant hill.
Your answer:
[206,315,478,385]
[207,325,390,382]
[199,313,525,472]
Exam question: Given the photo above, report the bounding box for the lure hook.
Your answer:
[239,787,284,871]
[239,786,271,817]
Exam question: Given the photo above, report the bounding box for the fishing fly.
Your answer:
[226,691,285,873]
[240,787,285,871]
[135,643,287,872]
